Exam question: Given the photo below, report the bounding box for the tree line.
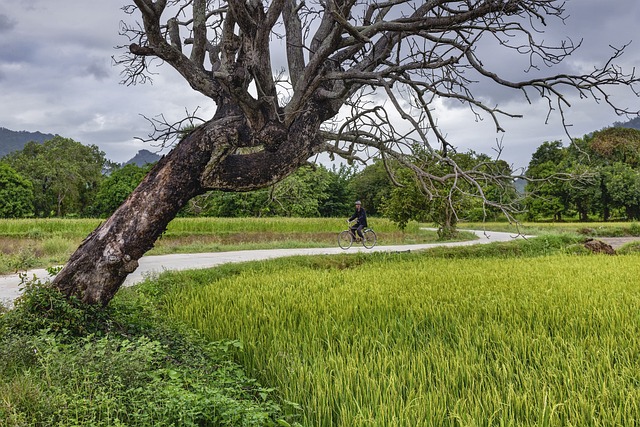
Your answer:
[0,135,513,228]
[525,127,640,222]
[2,128,640,225]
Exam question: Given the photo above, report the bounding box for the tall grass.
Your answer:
[0,279,293,426]
[461,221,640,237]
[165,217,420,235]
[0,219,101,238]
[0,217,416,237]
[163,252,640,426]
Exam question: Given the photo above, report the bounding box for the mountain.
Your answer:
[0,127,56,158]
[613,117,640,130]
[124,149,161,166]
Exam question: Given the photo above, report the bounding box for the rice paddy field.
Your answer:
[160,251,640,426]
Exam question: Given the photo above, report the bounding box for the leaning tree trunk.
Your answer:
[51,122,225,305]
[52,106,325,305]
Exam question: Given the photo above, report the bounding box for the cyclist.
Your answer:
[348,200,368,241]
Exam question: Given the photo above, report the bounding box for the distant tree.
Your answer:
[348,161,394,216]
[0,162,34,218]
[264,165,328,216]
[5,137,107,217]
[381,167,431,230]
[524,129,640,221]
[603,162,640,220]
[318,164,355,217]
[92,163,154,217]
[382,151,515,235]
[585,128,640,220]
[184,164,351,217]
[524,141,571,221]
[589,127,640,167]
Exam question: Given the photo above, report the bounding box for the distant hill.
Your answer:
[124,149,161,166]
[613,117,640,130]
[0,127,56,158]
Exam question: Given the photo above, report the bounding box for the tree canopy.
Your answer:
[525,128,640,221]
[5,137,107,218]
[0,162,34,218]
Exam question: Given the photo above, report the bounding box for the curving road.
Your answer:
[0,229,529,306]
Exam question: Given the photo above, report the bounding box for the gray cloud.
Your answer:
[0,0,637,169]
[0,13,16,32]
[85,60,111,80]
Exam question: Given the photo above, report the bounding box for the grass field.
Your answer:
[160,247,640,426]
[460,220,640,237]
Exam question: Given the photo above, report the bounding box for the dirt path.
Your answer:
[597,237,640,250]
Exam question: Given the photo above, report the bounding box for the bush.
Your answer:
[0,276,111,339]
[0,278,300,427]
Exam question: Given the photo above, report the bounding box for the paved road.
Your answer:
[0,229,528,306]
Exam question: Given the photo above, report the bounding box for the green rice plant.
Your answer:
[0,219,101,238]
[40,237,77,258]
[164,217,417,235]
[163,252,640,426]
[0,279,298,427]
[0,218,437,273]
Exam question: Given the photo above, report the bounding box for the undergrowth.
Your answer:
[0,275,300,427]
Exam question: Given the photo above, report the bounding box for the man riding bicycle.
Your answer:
[348,201,368,241]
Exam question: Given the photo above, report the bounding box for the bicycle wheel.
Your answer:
[362,229,377,249]
[338,230,353,249]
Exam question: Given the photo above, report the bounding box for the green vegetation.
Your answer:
[5,127,640,234]
[525,128,640,222]
[160,241,640,426]
[0,163,33,218]
[91,163,153,217]
[461,220,640,237]
[0,277,298,426]
[3,222,640,425]
[381,152,516,234]
[3,136,108,217]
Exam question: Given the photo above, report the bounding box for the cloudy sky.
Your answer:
[0,1,638,170]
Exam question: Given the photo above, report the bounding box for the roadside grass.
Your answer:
[460,220,640,237]
[156,236,640,426]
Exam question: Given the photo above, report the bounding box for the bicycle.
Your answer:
[338,221,377,250]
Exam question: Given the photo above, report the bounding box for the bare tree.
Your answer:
[52,0,639,305]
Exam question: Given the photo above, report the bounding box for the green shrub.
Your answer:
[0,276,110,339]
[0,278,299,427]
[617,241,640,254]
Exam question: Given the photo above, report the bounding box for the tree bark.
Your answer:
[52,121,225,304]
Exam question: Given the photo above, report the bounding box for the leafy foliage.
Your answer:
[382,151,516,235]
[184,164,354,218]
[0,162,34,218]
[4,137,108,217]
[91,163,153,217]
[525,128,640,221]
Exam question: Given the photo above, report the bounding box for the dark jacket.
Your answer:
[349,207,368,227]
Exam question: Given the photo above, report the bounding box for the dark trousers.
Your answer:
[350,224,364,239]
